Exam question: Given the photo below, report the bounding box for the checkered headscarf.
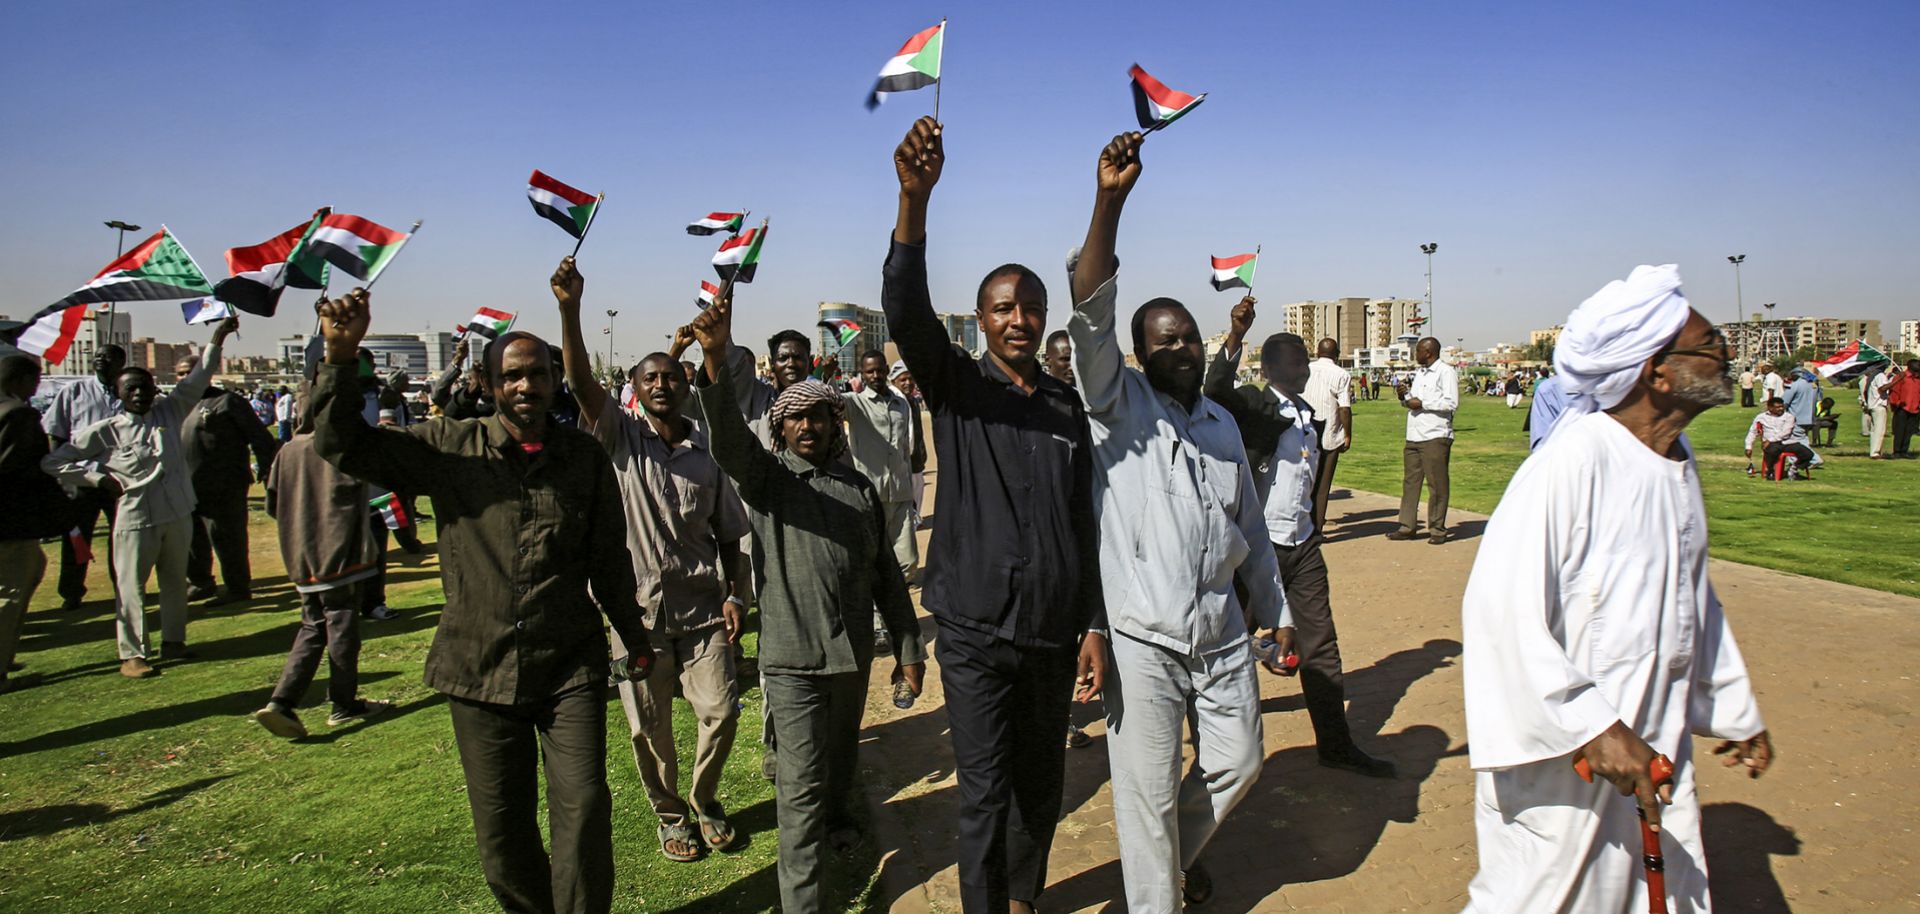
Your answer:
[767,379,845,454]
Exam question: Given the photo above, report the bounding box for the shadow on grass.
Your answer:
[0,773,234,843]
[294,691,449,744]
[0,671,401,757]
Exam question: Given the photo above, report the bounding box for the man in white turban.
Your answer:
[1458,265,1775,913]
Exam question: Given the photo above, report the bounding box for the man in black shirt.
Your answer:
[178,356,278,605]
[884,115,1107,914]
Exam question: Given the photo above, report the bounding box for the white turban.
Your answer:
[889,359,910,381]
[1547,264,1691,441]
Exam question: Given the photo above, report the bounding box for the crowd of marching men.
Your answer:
[0,115,1782,914]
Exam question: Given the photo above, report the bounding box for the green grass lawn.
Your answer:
[1333,390,1920,597]
[0,507,884,913]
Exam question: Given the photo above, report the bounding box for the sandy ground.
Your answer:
[849,483,1920,913]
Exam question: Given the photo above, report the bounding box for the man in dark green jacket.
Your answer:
[689,290,926,914]
[313,288,652,914]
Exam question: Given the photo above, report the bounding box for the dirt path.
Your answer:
[853,485,1920,912]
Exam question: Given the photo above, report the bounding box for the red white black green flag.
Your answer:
[866,21,944,110]
[528,170,601,239]
[1210,252,1258,292]
[1129,64,1206,131]
[306,213,416,283]
[687,212,746,236]
[214,210,329,317]
[697,280,722,308]
[10,227,214,364]
[712,223,768,283]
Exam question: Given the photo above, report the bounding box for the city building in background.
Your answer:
[127,337,199,372]
[813,302,980,363]
[1721,315,1883,365]
[1286,298,1429,360]
[277,331,456,379]
[46,309,132,376]
[1899,319,1918,356]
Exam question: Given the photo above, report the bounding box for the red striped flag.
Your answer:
[1129,64,1206,130]
[528,170,601,239]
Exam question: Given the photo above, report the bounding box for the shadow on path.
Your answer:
[1703,802,1799,914]
[0,774,234,843]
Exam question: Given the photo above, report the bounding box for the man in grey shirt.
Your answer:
[1068,131,1294,910]
[39,343,125,610]
[44,319,237,678]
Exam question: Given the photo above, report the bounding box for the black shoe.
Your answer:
[160,641,199,662]
[1385,529,1419,541]
[59,598,83,612]
[1428,531,1451,545]
[1182,860,1215,905]
[187,585,218,603]
[1318,746,1398,779]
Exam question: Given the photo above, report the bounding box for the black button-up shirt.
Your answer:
[881,238,1103,648]
[311,363,648,705]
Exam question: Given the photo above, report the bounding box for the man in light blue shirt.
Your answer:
[1783,368,1818,440]
[1206,299,1398,781]
[1068,130,1293,912]
[1527,373,1569,450]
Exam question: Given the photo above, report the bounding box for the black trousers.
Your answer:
[1894,408,1919,455]
[1741,387,1755,407]
[270,583,361,713]
[1761,442,1816,479]
[1273,537,1355,753]
[448,680,613,914]
[57,488,115,606]
[362,514,389,612]
[1312,444,1341,532]
[765,669,868,914]
[188,485,252,595]
[936,619,1076,912]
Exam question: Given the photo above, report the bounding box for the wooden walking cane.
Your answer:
[1576,754,1677,914]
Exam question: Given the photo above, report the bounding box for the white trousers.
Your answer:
[111,517,193,659]
[1105,632,1265,914]
[1869,404,1889,456]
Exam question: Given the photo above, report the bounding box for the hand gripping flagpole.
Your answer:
[570,194,605,259]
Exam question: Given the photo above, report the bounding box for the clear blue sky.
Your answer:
[4,1,1916,361]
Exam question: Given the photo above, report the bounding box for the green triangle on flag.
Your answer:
[908,30,941,78]
[568,201,597,234]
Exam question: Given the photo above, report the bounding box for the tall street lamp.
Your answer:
[605,309,619,373]
[1420,242,1438,336]
[1726,254,1747,324]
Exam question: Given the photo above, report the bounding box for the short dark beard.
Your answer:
[1671,365,1735,409]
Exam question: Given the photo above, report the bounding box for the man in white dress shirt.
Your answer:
[1459,265,1772,914]
[1069,130,1293,912]
[40,343,126,611]
[1300,338,1352,530]
[1389,337,1458,544]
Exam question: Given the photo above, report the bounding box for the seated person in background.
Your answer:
[1745,397,1815,480]
[1813,396,1839,447]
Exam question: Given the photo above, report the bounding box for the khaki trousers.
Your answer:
[110,517,194,660]
[614,625,740,827]
[0,540,48,674]
[1399,438,1453,534]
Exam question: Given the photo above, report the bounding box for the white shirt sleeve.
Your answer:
[1065,250,1129,418]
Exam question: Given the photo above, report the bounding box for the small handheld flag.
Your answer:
[306,213,416,284]
[461,307,516,345]
[1210,249,1259,293]
[866,21,945,111]
[818,319,862,350]
[371,492,413,531]
[528,170,601,241]
[1129,64,1206,133]
[181,297,233,325]
[697,280,722,308]
[215,209,330,317]
[712,221,768,284]
[687,212,747,237]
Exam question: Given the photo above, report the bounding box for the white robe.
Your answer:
[1459,412,1766,914]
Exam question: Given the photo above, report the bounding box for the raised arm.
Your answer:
[551,256,610,426]
[882,116,961,407]
[431,338,469,409]
[1066,132,1144,415]
[689,290,781,505]
[1206,297,1257,405]
[168,316,239,410]
[312,289,444,495]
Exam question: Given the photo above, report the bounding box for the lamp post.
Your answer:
[102,219,141,327]
[1420,242,1438,335]
[605,309,618,374]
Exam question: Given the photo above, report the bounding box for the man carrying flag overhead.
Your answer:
[1459,266,1772,913]
[886,115,1106,914]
